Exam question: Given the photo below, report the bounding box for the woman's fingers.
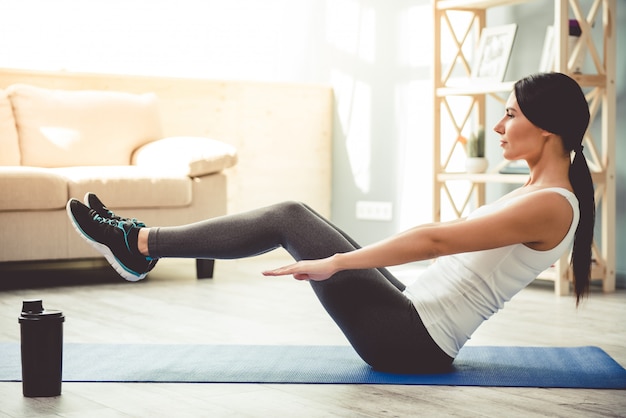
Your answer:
[262,259,334,281]
[262,263,299,277]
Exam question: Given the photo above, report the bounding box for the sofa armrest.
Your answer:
[132,136,237,177]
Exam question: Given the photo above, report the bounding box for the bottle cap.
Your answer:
[19,299,65,322]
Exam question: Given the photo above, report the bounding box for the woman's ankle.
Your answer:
[138,228,151,256]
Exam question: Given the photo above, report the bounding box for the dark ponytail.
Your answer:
[569,147,594,305]
[515,72,594,305]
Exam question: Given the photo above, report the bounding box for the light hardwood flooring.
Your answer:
[0,254,624,418]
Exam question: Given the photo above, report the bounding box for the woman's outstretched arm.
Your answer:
[263,190,573,281]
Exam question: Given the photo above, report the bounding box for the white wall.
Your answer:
[1,0,319,81]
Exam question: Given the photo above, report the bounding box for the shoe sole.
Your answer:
[66,200,146,282]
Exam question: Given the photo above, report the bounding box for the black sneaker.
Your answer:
[84,192,158,273]
[66,199,152,281]
[85,193,146,227]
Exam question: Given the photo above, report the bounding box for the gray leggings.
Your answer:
[148,201,452,373]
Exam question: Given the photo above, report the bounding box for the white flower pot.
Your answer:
[465,157,488,173]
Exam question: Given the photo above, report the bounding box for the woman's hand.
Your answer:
[262,256,339,281]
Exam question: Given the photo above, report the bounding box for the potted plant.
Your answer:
[464,126,488,173]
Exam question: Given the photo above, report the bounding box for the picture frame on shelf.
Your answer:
[539,25,555,72]
[539,21,585,73]
[471,24,518,82]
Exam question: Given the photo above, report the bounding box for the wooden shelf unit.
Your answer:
[432,0,616,295]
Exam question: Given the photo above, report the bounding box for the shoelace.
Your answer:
[129,219,146,228]
[90,211,135,252]
[104,209,146,228]
[91,211,128,227]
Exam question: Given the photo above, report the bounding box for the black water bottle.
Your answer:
[18,299,65,397]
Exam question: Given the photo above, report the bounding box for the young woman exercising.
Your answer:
[67,72,594,374]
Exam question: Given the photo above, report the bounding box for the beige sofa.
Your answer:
[0,69,333,281]
[0,83,237,278]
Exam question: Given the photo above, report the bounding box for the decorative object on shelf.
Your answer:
[465,157,488,174]
[471,24,518,82]
[539,20,585,73]
[459,127,488,173]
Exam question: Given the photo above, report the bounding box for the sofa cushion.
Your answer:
[52,166,193,208]
[132,136,238,177]
[7,84,162,168]
[0,90,21,166]
[0,166,68,211]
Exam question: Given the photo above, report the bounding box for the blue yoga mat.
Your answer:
[1,343,624,388]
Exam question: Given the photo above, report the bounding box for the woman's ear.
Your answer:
[542,130,569,154]
[540,129,553,139]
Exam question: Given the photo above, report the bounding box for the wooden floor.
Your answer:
[1,254,624,417]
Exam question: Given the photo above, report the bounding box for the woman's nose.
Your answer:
[493,120,504,135]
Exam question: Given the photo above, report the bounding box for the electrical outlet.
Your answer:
[356,201,393,221]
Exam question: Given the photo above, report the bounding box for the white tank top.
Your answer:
[403,187,579,358]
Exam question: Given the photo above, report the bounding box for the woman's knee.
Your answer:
[274,201,310,215]
[270,201,321,226]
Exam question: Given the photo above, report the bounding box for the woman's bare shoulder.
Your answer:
[434,189,574,254]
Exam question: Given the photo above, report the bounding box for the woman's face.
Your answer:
[493,92,546,162]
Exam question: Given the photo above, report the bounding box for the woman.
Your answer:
[67,72,594,374]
